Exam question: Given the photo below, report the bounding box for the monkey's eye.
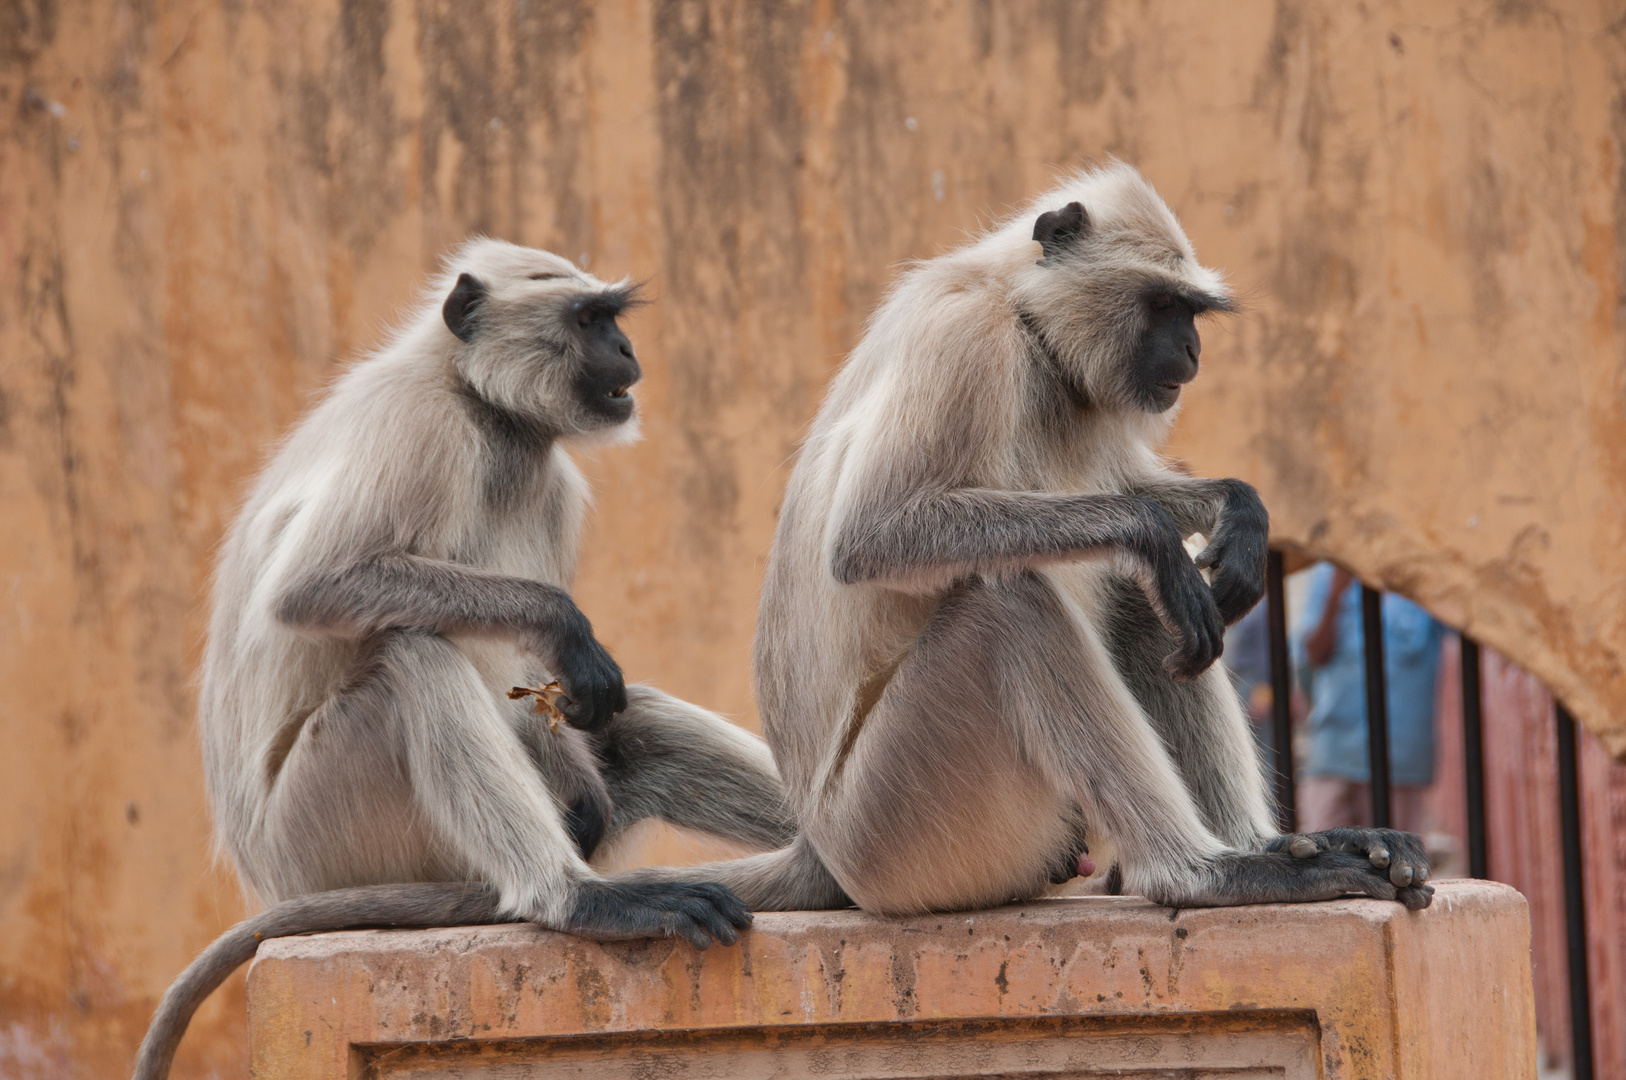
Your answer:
[529,272,566,281]
[1149,292,1175,312]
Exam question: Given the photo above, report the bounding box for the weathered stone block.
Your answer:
[247,879,1533,1079]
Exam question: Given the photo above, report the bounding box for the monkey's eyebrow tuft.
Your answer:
[571,282,649,320]
[1190,291,1238,314]
[1145,285,1235,316]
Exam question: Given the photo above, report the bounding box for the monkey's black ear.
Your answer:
[1033,201,1090,263]
[443,273,488,343]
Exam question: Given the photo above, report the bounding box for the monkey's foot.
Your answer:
[1164,850,1432,910]
[1266,827,1433,909]
[564,879,753,950]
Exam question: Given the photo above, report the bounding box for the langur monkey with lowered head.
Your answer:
[631,162,1435,916]
[133,240,795,1080]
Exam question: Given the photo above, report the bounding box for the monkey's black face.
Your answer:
[1131,291,1202,413]
[443,271,646,431]
[573,305,641,424]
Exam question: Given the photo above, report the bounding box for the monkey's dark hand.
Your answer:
[1267,827,1434,910]
[525,597,625,732]
[565,879,753,950]
[1193,479,1268,626]
[1133,500,1225,680]
[549,627,628,733]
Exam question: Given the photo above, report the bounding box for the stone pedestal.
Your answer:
[247,879,1534,1079]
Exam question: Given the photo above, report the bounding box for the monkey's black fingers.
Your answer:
[1161,583,1225,681]
[1319,853,1400,903]
[1397,883,1435,910]
[554,635,627,732]
[658,883,752,948]
[566,879,752,950]
[1288,835,1317,859]
[1284,827,1433,893]
[683,896,742,947]
[672,914,719,951]
[692,881,754,929]
[648,884,743,947]
[1198,479,1269,626]
[1207,555,1267,626]
[1185,850,1400,907]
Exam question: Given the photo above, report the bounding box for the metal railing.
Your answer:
[1261,552,1595,1080]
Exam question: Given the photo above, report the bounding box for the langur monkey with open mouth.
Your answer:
[132,240,796,1080]
[630,162,1435,917]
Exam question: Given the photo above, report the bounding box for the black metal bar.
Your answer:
[1359,585,1392,829]
[1556,704,1594,1080]
[1460,636,1488,879]
[1265,550,1296,833]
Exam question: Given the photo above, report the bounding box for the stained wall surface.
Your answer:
[2,2,1622,1077]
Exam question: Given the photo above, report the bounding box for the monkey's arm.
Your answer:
[274,554,626,730]
[830,487,1223,678]
[1126,475,1268,625]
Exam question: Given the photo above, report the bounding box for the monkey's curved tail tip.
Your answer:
[131,882,500,1080]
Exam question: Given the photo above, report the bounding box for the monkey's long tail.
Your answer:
[132,881,501,1080]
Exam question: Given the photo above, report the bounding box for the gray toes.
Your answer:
[675,917,713,950]
[1397,883,1435,910]
[567,879,753,948]
[1288,836,1317,859]
[1367,846,1390,868]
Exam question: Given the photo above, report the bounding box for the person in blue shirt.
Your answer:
[1292,562,1445,833]
[1222,601,1277,772]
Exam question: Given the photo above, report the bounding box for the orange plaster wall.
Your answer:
[1,2,1620,1076]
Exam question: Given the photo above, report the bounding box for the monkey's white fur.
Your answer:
[763,165,1265,912]
[634,162,1435,920]
[199,241,779,925]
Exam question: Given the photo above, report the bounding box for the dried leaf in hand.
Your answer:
[1183,532,1214,586]
[507,680,568,732]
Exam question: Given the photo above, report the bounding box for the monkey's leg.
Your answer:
[262,630,583,917]
[593,686,848,911]
[1098,576,1433,907]
[596,685,797,851]
[795,573,1165,914]
[815,574,1412,913]
[617,834,853,912]
[511,707,616,861]
[248,638,449,901]
[1096,575,1277,850]
[264,630,753,942]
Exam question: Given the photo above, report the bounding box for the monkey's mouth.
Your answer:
[1140,382,1184,413]
[606,385,632,400]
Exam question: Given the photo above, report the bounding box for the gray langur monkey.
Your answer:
[133,240,795,1080]
[629,163,1434,918]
